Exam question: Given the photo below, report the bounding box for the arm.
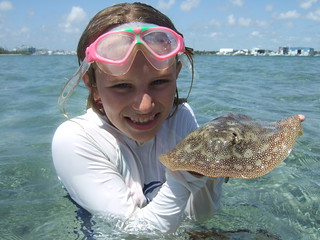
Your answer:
[52,118,209,233]
[52,120,138,218]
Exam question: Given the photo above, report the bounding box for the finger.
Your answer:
[298,114,305,122]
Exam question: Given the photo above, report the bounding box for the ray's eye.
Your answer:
[231,132,239,144]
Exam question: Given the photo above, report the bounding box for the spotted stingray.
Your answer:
[159,113,303,179]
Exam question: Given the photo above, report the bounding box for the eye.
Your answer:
[111,83,131,89]
[151,79,169,86]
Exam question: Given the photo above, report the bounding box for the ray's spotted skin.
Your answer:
[159,113,303,179]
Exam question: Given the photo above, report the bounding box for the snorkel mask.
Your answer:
[59,22,187,116]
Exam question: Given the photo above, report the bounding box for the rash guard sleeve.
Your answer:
[52,105,223,233]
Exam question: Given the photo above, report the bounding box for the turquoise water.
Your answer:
[0,55,319,240]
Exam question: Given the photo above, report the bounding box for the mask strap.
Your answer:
[178,53,197,100]
[58,59,91,118]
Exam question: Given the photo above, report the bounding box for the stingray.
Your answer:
[159,113,303,179]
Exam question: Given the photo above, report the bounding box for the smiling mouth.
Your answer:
[128,113,159,124]
[125,113,160,126]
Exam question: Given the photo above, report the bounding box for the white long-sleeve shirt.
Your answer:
[52,103,224,233]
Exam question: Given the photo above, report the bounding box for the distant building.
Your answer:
[233,49,249,55]
[251,48,268,56]
[217,48,234,55]
[278,47,314,56]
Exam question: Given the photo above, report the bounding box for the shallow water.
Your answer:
[0,54,319,239]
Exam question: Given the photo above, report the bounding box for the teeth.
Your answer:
[130,115,155,123]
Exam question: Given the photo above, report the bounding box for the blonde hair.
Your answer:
[76,2,194,115]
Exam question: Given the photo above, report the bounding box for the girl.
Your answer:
[52,2,305,234]
[52,2,223,233]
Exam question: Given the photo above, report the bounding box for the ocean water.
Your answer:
[0,54,319,240]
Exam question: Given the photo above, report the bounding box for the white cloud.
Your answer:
[265,4,273,12]
[300,0,318,9]
[180,0,200,12]
[276,10,301,19]
[28,9,35,17]
[157,0,175,10]
[303,37,312,42]
[60,6,87,33]
[227,14,236,25]
[271,38,280,44]
[209,32,221,38]
[209,19,221,27]
[66,6,86,23]
[306,9,320,20]
[0,1,13,11]
[238,17,252,26]
[256,20,268,27]
[226,15,251,27]
[20,27,29,33]
[250,31,264,39]
[284,22,294,28]
[230,0,244,7]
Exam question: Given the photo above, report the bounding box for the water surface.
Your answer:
[0,55,319,239]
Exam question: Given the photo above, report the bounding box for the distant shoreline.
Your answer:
[0,53,27,56]
[1,51,319,57]
[0,51,32,55]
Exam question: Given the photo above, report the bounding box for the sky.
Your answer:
[0,0,319,51]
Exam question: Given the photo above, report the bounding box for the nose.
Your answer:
[132,91,155,114]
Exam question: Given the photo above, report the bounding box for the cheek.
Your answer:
[99,91,123,114]
[164,82,177,101]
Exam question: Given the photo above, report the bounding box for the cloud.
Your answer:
[300,0,318,9]
[66,6,86,23]
[157,0,175,10]
[209,32,221,38]
[251,31,263,38]
[284,22,294,28]
[226,15,251,26]
[306,9,320,20]
[303,37,312,42]
[20,27,29,33]
[227,14,236,25]
[230,0,244,7]
[180,0,200,12]
[256,20,268,27]
[28,9,35,17]
[209,19,221,27]
[60,6,87,33]
[276,10,301,19]
[238,17,252,26]
[265,4,273,12]
[0,1,13,11]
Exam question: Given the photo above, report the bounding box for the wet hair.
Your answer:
[77,2,194,115]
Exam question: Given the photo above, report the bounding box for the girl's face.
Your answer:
[91,52,181,143]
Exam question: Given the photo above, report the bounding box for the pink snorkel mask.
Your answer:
[58,22,186,115]
[86,22,185,76]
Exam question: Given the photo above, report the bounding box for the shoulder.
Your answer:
[52,109,119,158]
[176,102,197,119]
[52,110,122,175]
[173,102,198,130]
[52,110,97,144]
[158,103,198,144]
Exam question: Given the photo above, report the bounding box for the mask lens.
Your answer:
[96,33,135,61]
[142,30,178,57]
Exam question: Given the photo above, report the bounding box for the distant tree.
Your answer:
[0,47,8,54]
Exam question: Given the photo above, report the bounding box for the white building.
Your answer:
[217,48,234,55]
[251,48,268,56]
